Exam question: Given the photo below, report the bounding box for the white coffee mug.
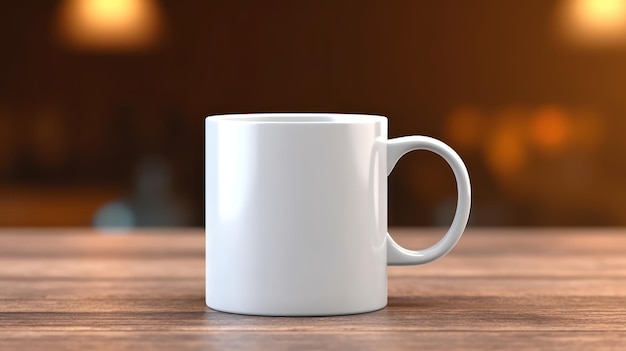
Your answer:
[205,113,470,316]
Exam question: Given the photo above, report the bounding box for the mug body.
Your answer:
[205,113,388,316]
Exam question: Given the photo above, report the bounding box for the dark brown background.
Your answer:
[1,0,624,227]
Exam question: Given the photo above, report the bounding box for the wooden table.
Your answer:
[1,228,625,350]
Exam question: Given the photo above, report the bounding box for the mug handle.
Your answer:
[386,136,471,266]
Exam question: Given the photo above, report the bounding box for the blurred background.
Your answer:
[0,0,625,227]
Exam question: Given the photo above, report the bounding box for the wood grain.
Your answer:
[1,228,625,350]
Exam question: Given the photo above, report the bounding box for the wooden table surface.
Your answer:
[1,228,625,350]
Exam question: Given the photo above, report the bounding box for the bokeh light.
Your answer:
[572,110,604,149]
[558,0,626,46]
[485,111,527,177]
[56,0,164,51]
[529,106,571,154]
[444,106,484,151]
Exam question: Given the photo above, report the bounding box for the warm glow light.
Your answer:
[444,106,484,151]
[485,115,527,177]
[558,0,626,46]
[573,110,603,149]
[57,0,164,51]
[529,106,571,153]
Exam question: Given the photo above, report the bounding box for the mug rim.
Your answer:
[205,113,387,124]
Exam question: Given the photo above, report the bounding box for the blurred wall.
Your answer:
[0,0,625,227]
